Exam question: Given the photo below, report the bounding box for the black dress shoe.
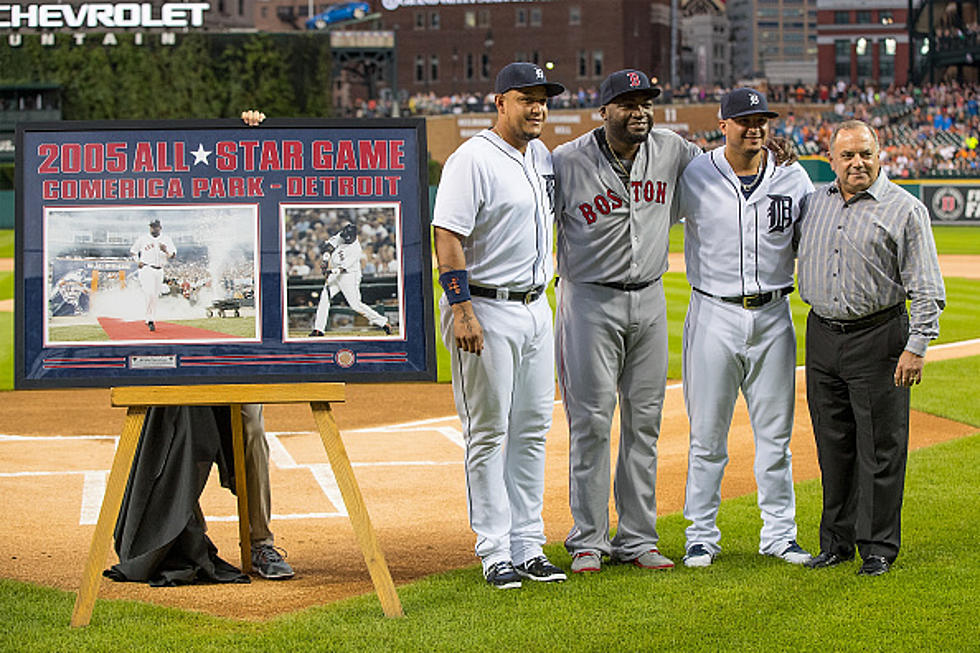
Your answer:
[857,555,890,576]
[804,551,852,569]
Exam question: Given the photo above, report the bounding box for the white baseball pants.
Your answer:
[682,291,799,556]
[138,265,164,323]
[440,294,554,571]
[314,270,388,332]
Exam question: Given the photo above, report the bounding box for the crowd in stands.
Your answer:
[284,206,398,280]
[340,80,980,178]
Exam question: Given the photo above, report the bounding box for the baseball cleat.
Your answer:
[308,329,325,337]
[514,555,566,582]
[484,561,522,589]
[147,321,155,331]
[683,543,715,568]
[570,551,601,574]
[382,323,392,335]
[628,548,675,570]
[768,540,812,565]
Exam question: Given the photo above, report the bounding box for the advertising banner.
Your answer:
[921,183,980,224]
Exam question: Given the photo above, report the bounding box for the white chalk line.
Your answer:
[0,430,463,525]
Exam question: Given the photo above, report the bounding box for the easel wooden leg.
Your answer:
[311,401,403,618]
[230,404,251,573]
[70,406,147,628]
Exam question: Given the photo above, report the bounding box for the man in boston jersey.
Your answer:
[553,69,702,574]
[130,218,176,332]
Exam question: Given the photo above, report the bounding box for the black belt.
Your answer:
[693,285,794,309]
[593,278,658,292]
[813,303,904,334]
[470,284,545,305]
[147,265,162,270]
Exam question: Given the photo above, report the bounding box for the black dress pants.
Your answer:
[804,308,910,563]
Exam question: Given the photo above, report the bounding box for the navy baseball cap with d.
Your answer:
[720,87,779,119]
[600,69,661,106]
[494,62,565,97]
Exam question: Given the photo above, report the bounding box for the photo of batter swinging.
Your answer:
[281,203,402,340]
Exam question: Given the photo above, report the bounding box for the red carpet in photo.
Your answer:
[97,317,246,340]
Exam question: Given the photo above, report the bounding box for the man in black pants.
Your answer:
[797,119,946,576]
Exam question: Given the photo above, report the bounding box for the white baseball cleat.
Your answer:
[683,543,715,568]
[768,540,812,565]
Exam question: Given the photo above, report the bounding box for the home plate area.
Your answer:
[0,415,483,619]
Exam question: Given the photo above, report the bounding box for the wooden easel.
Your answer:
[70,382,403,627]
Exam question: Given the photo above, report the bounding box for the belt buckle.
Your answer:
[495,288,510,301]
[742,294,761,309]
[523,289,539,305]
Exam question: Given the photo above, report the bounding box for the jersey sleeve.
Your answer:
[432,144,484,237]
[681,138,703,171]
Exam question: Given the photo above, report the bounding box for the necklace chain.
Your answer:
[605,134,632,180]
[739,155,765,193]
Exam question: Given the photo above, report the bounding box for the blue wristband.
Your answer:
[439,270,471,305]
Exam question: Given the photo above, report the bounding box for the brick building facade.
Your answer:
[254,0,674,98]
[816,0,910,87]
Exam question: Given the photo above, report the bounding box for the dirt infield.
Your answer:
[1,343,978,622]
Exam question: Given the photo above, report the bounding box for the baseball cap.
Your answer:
[149,219,161,227]
[720,87,779,120]
[494,62,565,97]
[600,69,662,106]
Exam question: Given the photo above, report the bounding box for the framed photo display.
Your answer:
[15,119,435,388]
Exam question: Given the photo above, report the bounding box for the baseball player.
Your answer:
[676,88,814,568]
[432,62,566,589]
[130,219,176,331]
[553,69,702,574]
[309,222,391,337]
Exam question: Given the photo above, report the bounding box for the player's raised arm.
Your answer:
[434,226,483,356]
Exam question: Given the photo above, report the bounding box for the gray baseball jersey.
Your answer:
[554,127,700,561]
[556,128,701,284]
[677,148,814,558]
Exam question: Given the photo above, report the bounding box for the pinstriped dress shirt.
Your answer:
[797,171,946,356]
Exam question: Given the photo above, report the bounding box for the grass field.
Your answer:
[0,231,12,258]
[2,423,977,651]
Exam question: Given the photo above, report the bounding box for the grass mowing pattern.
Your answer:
[929,224,980,254]
[910,355,980,427]
[1,433,977,651]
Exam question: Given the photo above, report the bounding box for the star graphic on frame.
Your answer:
[191,144,212,166]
